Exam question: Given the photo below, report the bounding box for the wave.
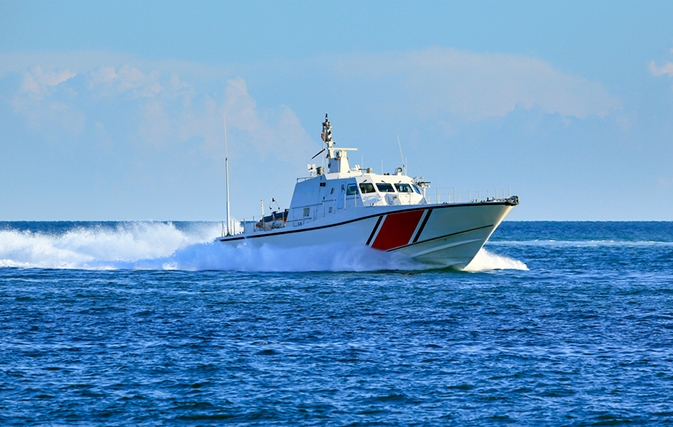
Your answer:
[0,222,527,272]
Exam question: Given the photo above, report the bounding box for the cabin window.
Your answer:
[346,184,358,195]
[395,183,413,193]
[330,188,334,195]
[376,183,396,193]
[359,183,376,194]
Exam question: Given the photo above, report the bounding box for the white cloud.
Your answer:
[89,66,117,83]
[113,74,313,161]
[648,60,673,77]
[13,66,83,135]
[223,77,313,162]
[87,65,165,99]
[332,47,621,121]
[19,66,77,99]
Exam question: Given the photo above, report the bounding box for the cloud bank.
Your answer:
[8,60,314,164]
[4,47,622,151]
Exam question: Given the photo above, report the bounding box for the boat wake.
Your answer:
[0,222,526,272]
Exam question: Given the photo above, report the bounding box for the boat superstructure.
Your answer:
[217,115,518,269]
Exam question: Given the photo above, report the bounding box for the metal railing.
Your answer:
[432,187,513,204]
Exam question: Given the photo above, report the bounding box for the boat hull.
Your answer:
[217,200,516,269]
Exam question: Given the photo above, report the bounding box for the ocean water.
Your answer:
[1,221,672,425]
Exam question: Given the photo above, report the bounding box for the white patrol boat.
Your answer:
[217,115,518,269]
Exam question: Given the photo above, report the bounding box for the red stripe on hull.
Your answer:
[371,210,424,251]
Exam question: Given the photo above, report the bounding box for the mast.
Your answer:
[223,113,231,235]
[321,114,357,174]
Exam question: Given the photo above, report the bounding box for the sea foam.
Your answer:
[463,248,529,272]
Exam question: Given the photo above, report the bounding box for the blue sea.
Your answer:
[1,221,672,425]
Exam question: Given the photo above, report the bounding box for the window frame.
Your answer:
[394,183,413,193]
[359,183,376,194]
[376,183,396,193]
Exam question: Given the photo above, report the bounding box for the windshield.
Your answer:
[394,183,413,193]
[376,183,395,193]
[412,184,421,194]
[359,183,376,194]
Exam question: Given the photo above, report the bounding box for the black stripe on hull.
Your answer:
[412,208,433,243]
[365,216,384,246]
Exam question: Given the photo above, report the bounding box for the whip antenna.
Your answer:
[223,113,231,235]
[397,135,406,175]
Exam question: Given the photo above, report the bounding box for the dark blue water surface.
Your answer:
[1,221,673,425]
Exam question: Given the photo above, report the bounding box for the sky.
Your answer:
[1,0,672,221]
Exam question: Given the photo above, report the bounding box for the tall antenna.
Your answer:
[397,135,406,175]
[223,113,231,235]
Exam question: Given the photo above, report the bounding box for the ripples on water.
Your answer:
[1,221,673,425]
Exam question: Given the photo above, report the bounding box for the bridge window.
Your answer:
[394,183,413,193]
[376,183,395,193]
[412,184,421,194]
[346,184,358,195]
[359,183,376,194]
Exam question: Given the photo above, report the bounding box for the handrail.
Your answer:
[432,187,513,204]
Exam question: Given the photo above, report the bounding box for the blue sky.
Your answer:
[1,0,672,220]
